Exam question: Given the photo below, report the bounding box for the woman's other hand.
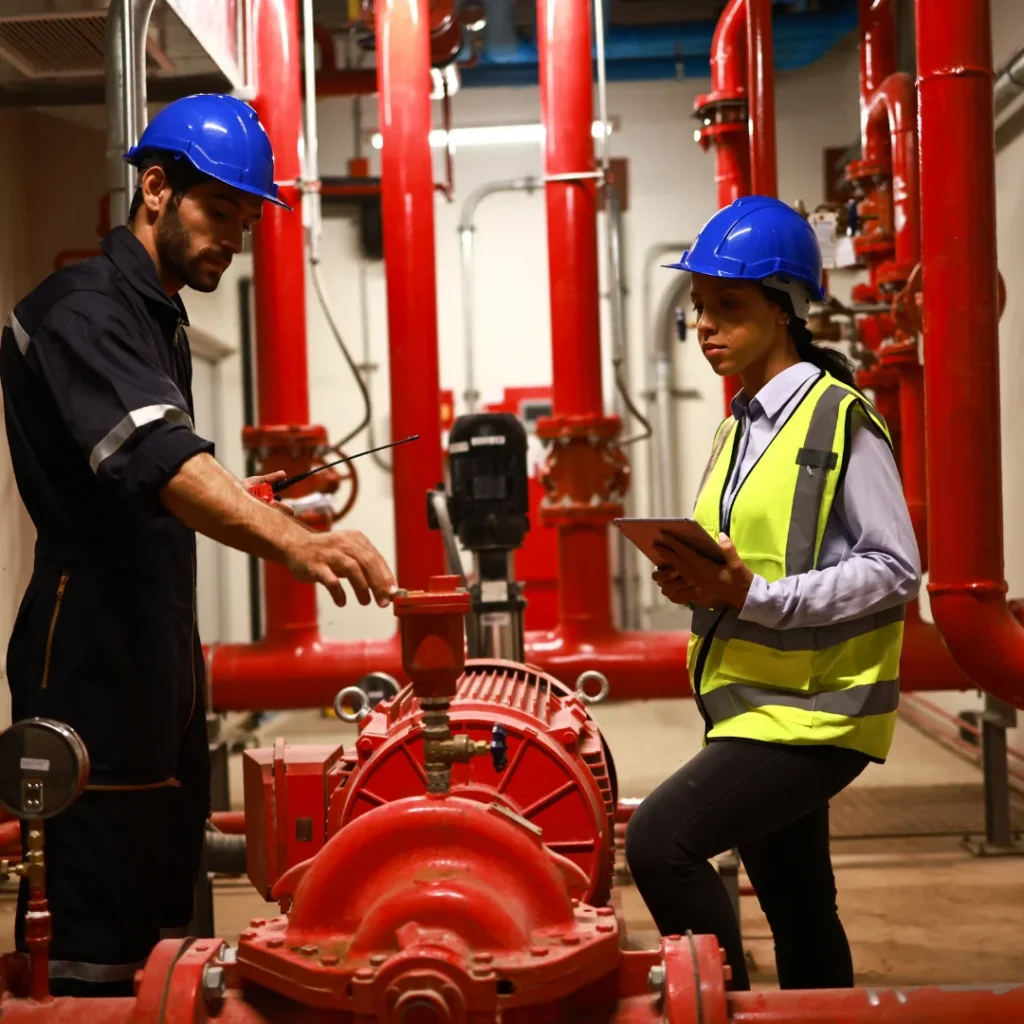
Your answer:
[653,533,753,611]
[652,567,703,606]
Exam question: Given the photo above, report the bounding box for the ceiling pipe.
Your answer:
[916,0,1024,709]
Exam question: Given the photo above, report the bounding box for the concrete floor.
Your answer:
[1,699,1022,990]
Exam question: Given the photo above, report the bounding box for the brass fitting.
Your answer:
[1,828,44,887]
[421,698,491,794]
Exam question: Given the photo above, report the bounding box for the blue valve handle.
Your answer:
[490,724,508,771]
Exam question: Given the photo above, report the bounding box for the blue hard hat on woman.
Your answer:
[125,93,291,210]
[666,195,824,320]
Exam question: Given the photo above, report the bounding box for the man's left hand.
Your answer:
[243,471,296,517]
[653,532,753,611]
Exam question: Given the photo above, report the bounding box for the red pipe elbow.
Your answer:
[864,72,920,271]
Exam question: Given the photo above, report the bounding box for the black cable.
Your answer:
[310,260,373,455]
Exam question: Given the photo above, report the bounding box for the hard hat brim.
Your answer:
[123,147,293,212]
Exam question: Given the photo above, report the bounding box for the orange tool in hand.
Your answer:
[247,435,419,504]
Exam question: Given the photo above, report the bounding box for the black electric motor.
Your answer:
[428,413,530,661]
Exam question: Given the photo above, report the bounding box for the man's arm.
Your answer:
[160,452,396,607]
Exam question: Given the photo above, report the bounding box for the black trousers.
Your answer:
[624,739,868,991]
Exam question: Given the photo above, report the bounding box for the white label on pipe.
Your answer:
[20,758,49,772]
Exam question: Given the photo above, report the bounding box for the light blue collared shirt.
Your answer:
[723,362,921,629]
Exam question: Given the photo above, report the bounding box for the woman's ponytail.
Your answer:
[762,285,857,388]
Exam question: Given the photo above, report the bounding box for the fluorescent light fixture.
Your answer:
[371,119,613,150]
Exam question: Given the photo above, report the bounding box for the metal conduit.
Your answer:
[458,177,542,412]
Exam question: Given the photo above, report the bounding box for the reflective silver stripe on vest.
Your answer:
[785,384,848,576]
[702,676,900,724]
[50,958,146,983]
[718,602,905,651]
[6,312,29,355]
[697,418,737,498]
[89,404,194,472]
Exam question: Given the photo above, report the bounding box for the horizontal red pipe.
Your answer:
[0,999,136,1023]
[210,811,246,834]
[917,0,1024,710]
[0,820,20,853]
[207,603,970,710]
[729,983,1024,1022]
[864,72,919,270]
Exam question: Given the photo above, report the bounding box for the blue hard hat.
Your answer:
[666,196,825,312]
[125,93,291,210]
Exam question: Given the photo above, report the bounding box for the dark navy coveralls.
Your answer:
[0,226,214,994]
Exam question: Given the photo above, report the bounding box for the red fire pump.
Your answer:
[244,658,618,906]
[1,576,1024,1021]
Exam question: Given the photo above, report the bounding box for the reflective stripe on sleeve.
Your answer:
[7,312,29,355]
[89,404,194,472]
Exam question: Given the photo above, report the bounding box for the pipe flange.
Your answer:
[335,685,371,723]
[575,670,610,705]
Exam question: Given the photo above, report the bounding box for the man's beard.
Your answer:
[156,201,230,294]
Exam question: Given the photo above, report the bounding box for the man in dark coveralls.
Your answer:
[0,94,396,996]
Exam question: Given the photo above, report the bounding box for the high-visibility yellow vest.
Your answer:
[688,371,903,762]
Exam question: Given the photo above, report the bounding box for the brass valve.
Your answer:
[0,828,44,887]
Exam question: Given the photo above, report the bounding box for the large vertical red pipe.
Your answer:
[709,0,751,207]
[376,0,445,591]
[537,0,612,632]
[746,0,777,196]
[250,0,319,643]
[917,0,1024,709]
[537,0,602,418]
[707,0,751,412]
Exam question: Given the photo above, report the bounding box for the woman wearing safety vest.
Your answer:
[625,196,921,991]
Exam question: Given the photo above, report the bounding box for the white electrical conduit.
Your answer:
[105,0,158,227]
[458,177,542,411]
[301,4,373,455]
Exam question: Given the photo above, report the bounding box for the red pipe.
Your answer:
[730,984,1024,1022]
[210,811,246,834]
[745,0,777,197]
[376,0,445,591]
[701,0,751,414]
[858,0,896,122]
[0,821,20,854]
[538,0,602,419]
[898,360,928,569]
[247,0,321,650]
[864,73,919,272]
[708,0,751,207]
[916,0,1024,709]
